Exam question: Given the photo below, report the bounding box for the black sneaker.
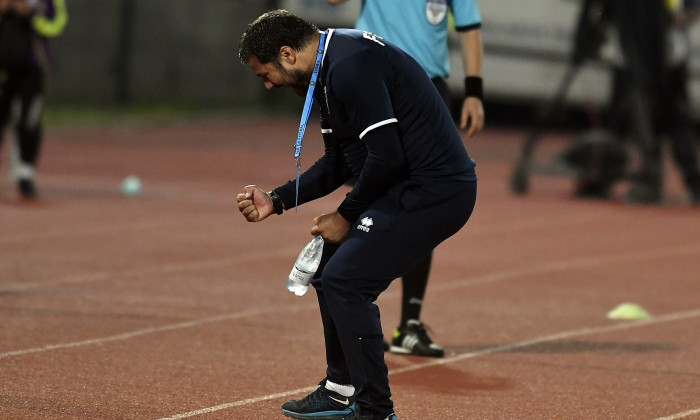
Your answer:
[382,339,390,352]
[390,319,444,358]
[342,408,397,420]
[626,183,662,204]
[281,378,354,419]
[687,177,700,205]
[18,179,37,199]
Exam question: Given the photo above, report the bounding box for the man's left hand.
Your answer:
[311,211,350,243]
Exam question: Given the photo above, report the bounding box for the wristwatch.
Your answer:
[269,191,284,215]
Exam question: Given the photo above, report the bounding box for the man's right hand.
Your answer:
[237,185,274,222]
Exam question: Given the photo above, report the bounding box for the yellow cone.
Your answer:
[606,302,651,320]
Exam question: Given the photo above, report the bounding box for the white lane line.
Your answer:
[4,241,697,294]
[0,249,298,292]
[0,218,193,245]
[386,308,700,374]
[0,259,238,292]
[431,243,700,292]
[156,307,700,419]
[2,244,698,359]
[0,206,619,245]
[653,408,700,420]
[0,302,316,360]
[157,388,318,420]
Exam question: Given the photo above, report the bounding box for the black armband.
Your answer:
[464,76,483,100]
[269,191,284,215]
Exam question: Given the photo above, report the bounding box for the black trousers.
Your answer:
[655,64,700,189]
[0,65,45,168]
[311,180,477,418]
[609,64,700,189]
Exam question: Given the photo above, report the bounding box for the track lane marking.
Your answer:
[2,244,698,359]
[156,307,700,419]
[3,242,697,294]
[431,243,700,291]
[653,408,700,420]
[0,250,299,292]
[0,303,316,360]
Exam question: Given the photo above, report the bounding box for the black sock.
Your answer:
[399,252,432,328]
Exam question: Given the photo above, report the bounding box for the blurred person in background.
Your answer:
[0,0,67,199]
[654,0,700,204]
[327,0,484,357]
[603,0,700,204]
[566,0,700,204]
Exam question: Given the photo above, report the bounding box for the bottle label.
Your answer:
[289,267,313,286]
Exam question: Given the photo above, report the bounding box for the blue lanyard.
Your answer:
[294,32,326,211]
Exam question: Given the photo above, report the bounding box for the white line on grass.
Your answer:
[156,307,700,419]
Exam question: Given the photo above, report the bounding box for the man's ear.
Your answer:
[279,46,297,65]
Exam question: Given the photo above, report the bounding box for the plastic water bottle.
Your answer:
[287,235,324,296]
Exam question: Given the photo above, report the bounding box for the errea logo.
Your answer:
[357,217,373,232]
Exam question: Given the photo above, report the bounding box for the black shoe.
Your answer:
[574,180,613,199]
[626,163,662,204]
[390,319,444,358]
[687,177,700,205]
[625,182,662,204]
[281,378,354,419]
[691,189,700,206]
[342,408,398,420]
[18,179,37,199]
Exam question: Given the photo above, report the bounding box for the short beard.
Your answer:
[280,64,312,96]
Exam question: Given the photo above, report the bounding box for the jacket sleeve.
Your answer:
[337,123,406,223]
[273,131,354,211]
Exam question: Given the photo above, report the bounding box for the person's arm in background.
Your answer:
[458,27,485,137]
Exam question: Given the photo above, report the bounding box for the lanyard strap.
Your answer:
[294,32,326,211]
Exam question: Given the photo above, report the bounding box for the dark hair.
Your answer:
[238,9,319,65]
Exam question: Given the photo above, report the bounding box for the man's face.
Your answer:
[248,56,311,97]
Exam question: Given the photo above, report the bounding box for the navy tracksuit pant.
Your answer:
[310,179,477,418]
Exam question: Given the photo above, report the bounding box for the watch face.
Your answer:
[426,0,448,25]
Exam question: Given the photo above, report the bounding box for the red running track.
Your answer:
[1,117,699,419]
